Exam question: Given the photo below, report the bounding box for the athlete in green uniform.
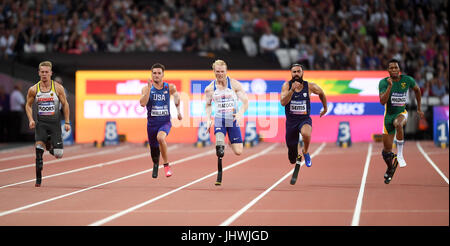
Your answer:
[378,59,424,183]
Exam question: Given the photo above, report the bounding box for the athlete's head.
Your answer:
[387,59,401,79]
[290,63,304,82]
[38,61,53,83]
[212,60,227,81]
[151,63,165,83]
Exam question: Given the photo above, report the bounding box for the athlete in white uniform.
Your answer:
[205,60,248,185]
[25,61,70,187]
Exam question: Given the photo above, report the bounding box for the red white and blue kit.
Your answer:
[212,77,242,144]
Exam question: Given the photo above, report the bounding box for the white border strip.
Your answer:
[416,141,449,184]
[351,143,372,226]
[220,142,326,226]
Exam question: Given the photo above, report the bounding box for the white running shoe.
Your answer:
[397,156,407,168]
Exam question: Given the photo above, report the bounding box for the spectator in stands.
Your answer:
[9,83,25,141]
[0,0,447,95]
[431,77,446,101]
[0,85,10,142]
[259,26,279,62]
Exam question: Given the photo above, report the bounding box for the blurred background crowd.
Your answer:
[0,0,449,142]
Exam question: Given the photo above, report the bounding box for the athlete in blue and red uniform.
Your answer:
[140,63,182,178]
[280,64,327,183]
[205,60,249,185]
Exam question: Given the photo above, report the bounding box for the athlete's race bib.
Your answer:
[151,105,169,116]
[391,92,407,107]
[290,100,307,114]
[38,101,56,115]
[216,100,235,114]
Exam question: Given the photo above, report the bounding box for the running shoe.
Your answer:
[397,155,407,168]
[164,164,172,177]
[304,153,311,167]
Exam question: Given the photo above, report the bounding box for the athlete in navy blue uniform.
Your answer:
[140,63,182,178]
[280,64,327,174]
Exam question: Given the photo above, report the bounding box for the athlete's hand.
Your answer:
[177,111,183,121]
[206,119,212,132]
[291,81,301,91]
[387,77,393,86]
[64,124,71,132]
[29,120,35,129]
[147,78,153,87]
[233,112,243,126]
[417,109,425,119]
[320,106,328,117]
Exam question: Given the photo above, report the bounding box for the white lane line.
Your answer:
[351,143,372,226]
[89,143,279,226]
[0,146,213,218]
[0,145,82,162]
[219,142,326,226]
[0,145,178,189]
[416,141,449,184]
[0,145,130,173]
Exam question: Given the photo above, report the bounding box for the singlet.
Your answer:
[147,82,171,122]
[285,81,311,120]
[378,75,416,115]
[212,77,238,120]
[35,80,60,122]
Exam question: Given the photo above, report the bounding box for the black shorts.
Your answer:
[285,116,312,147]
[35,121,63,148]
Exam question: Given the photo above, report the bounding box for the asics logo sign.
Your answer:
[328,102,365,115]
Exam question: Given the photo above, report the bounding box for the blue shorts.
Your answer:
[285,116,312,147]
[214,118,242,144]
[147,121,171,147]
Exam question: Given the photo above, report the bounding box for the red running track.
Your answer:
[0,141,447,226]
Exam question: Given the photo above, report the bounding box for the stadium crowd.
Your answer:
[0,0,448,100]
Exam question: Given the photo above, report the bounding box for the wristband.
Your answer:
[65,122,71,125]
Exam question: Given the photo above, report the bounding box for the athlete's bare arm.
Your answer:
[280,81,298,106]
[25,85,37,129]
[231,79,248,124]
[140,80,151,107]
[379,78,393,105]
[55,83,71,131]
[169,83,182,120]
[309,82,328,117]
[412,84,424,119]
[204,82,214,131]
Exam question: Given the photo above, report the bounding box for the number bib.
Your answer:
[391,92,407,107]
[151,105,169,116]
[290,100,307,115]
[38,101,56,115]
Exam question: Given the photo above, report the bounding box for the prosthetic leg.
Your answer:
[151,147,160,178]
[215,132,225,186]
[382,150,398,184]
[35,145,45,187]
[288,145,302,185]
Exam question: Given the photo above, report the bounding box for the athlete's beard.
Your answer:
[292,75,303,83]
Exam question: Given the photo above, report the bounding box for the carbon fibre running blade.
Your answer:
[215,158,223,186]
[152,163,158,178]
[290,163,301,185]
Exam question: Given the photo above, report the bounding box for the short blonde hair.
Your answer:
[212,60,227,70]
[39,61,52,71]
